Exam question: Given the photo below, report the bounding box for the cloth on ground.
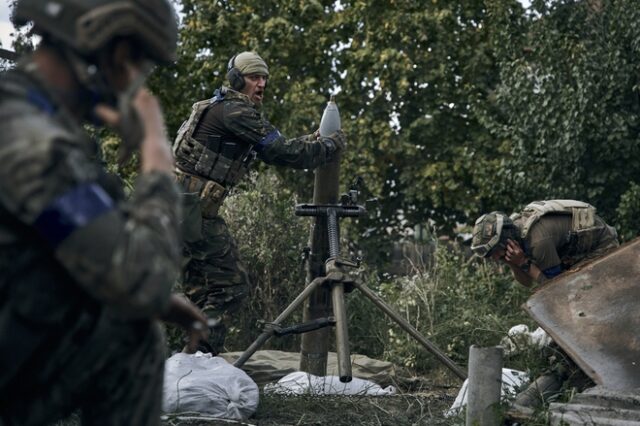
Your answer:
[445,368,530,417]
[219,350,419,389]
[264,371,396,396]
[163,352,259,420]
[500,324,552,355]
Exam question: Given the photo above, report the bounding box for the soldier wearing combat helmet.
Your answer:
[172,51,347,354]
[471,200,619,288]
[0,1,208,424]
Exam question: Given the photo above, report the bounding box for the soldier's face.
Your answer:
[490,246,506,262]
[241,74,268,105]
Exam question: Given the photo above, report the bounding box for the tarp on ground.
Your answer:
[219,350,421,389]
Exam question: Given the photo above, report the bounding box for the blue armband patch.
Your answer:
[255,129,281,152]
[27,89,56,116]
[34,183,115,247]
[543,265,563,279]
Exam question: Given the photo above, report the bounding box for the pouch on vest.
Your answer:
[175,137,202,172]
[571,205,595,230]
[564,204,599,256]
[564,228,597,257]
[200,180,227,218]
[209,143,236,184]
[517,200,596,238]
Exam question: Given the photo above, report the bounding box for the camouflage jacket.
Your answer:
[224,87,335,169]
[0,64,182,321]
[175,87,335,182]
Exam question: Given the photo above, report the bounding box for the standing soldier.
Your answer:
[173,51,346,353]
[0,1,207,425]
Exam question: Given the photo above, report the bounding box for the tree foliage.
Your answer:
[150,0,510,266]
[484,0,640,237]
[9,0,640,256]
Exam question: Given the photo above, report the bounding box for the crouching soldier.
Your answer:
[471,199,618,288]
[470,199,619,415]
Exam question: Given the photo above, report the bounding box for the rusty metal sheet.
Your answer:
[548,386,640,425]
[524,238,640,390]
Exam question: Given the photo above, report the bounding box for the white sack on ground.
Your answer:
[445,368,530,417]
[501,324,552,355]
[264,371,396,396]
[163,352,259,420]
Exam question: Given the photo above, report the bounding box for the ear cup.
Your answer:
[226,68,245,90]
[226,54,245,90]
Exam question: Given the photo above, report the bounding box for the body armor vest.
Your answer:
[511,199,603,261]
[173,92,258,217]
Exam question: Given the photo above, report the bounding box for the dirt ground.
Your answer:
[160,387,461,426]
[53,382,461,426]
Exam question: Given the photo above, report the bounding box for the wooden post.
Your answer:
[466,345,503,426]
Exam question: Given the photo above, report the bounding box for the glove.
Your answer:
[321,129,346,154]
[116,105,144,166]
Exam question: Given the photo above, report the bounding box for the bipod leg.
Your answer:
[352,281,468,381]
[234,277,324,368]
[331,282,352,382]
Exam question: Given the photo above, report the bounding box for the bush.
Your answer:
[357,242,541,375]
[156,166,550,385]
[222,170,310,352]
[224,174,548,379]
[615,181,640,241]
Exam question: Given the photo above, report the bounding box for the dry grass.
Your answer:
[160,388,461,426]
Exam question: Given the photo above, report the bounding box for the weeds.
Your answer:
[220,170,551,378]
[253,392,458,426]
[159,169,557,424]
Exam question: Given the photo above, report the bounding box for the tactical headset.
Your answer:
[226,54,245,91]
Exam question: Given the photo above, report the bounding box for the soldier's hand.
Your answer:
[131,88,175,174]
[504,239,527,267]
[161,294,209,353]
[321,129,346,153]
[93,65,174,173]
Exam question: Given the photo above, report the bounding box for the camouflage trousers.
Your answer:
[0,310,165,426]
[179,197,251,353]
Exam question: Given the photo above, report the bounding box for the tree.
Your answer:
[484,0,640,238]
[151,0,507,266]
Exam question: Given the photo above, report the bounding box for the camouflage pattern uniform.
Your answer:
[173,87,341,351]
[515,214,619,273]
[511,207,618,408]
[472,200,619,282]
[0,65,181,425]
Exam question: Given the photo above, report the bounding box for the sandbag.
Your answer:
[163,352,259,420]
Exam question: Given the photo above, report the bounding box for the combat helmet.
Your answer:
[470,211,515,258]
[13,0,178,64]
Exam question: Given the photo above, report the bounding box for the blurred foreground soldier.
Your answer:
[471,200,619,416]
[471,199,618,288]
[0,1,208,425]
[172,51,346,354]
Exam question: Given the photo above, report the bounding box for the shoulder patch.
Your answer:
[34,183,114,247]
